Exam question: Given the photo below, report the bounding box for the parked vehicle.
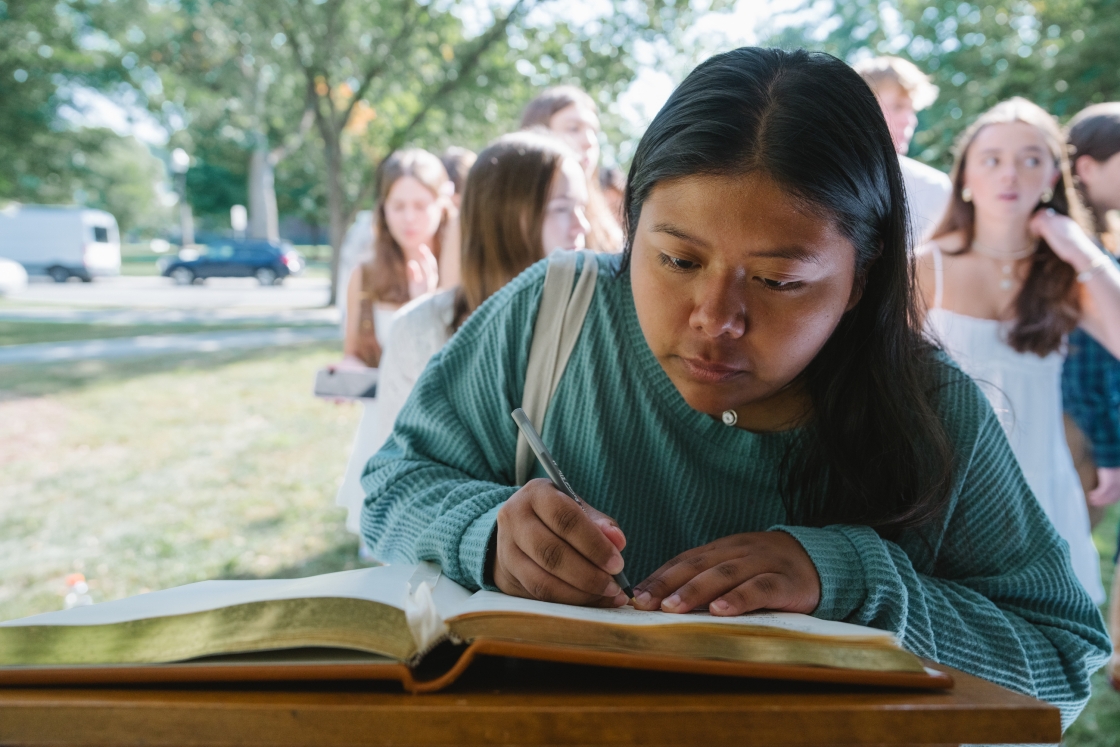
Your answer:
[0,204,121,282]
[158,239,304,286]
[0,257,28,295]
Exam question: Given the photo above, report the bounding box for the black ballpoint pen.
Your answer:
[511,408,635,600]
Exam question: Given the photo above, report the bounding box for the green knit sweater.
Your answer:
[362,252,1109,726]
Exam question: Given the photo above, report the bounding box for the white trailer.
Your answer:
[0,204,121,282]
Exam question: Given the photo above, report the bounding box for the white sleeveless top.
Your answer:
[925,247,1104,603]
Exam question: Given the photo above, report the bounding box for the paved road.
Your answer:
[0,326,341,365]
[8,275,332,310]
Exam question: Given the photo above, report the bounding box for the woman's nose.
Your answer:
[690,277,747,339]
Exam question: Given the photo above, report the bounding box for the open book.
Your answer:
[0,563,951,691]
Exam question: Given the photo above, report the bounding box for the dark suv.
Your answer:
[159,240,305,286]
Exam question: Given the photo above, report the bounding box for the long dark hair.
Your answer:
[622,47,957,538]
[933,98,1092,356]
[370,148,449,305]
[453,132,573,330]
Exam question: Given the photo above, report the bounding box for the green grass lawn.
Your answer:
[0,340,1116,743]
[0,342,363,622]
[0,320,290,347]
[1065,505,1120,746]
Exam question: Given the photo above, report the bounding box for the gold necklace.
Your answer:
[971,240,1037,290]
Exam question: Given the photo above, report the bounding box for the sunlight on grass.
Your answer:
[0,320,288,347]
[0,343,365,622]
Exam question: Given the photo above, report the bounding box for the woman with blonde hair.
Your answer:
[917,97,1120,603]
[370,131,589,446]
[521,86,623,252]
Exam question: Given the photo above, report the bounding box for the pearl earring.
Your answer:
[1040,188,1054,203]
[722,410,738,426]
[961,187,973,203]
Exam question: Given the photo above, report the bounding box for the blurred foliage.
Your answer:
[0,0,154,229]
[94,0,731,299]
[767,0,1120,170]
[2,0,725,292]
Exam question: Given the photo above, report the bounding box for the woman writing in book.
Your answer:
[361,49,1109,727]
[372,131,590,447]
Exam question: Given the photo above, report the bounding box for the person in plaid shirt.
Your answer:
[1061,102,1120,690]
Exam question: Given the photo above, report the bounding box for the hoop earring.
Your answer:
[1040,188,1054,203]
[961,187,972,203]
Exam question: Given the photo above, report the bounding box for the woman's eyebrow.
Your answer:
[651,223,710,247]
[751,246,823,264]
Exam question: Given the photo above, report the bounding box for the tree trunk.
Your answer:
[325,134,346,307]
[248,145,280,242]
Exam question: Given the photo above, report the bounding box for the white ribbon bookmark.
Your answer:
[404,562,450,657]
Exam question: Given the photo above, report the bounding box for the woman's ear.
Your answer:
[845,274,866,312]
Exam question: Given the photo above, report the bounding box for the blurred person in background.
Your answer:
[600,165,626,225]
[521,86,624,252]
[438,146,478,293]
[441,146,477,209]
[371,131,589,447]
[855,56,952,247]
[341,148,453,367]
[336,148,453,544]
[917,97,1120,605]
[1061,102,1120,690]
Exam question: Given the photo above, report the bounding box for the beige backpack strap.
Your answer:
[515,251,599,485]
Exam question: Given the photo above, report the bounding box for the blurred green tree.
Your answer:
[0,0,124,203]
[766,0,1120,169]
[109,0,724,303]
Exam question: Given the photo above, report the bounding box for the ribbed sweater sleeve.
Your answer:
[359,263,547,590]
[777,380,1110,728]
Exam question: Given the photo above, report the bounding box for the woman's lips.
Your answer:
[678,356,748,384]
[998,191,1020,201]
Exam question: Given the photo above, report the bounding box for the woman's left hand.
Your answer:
[632,531,821,616]
[1029,208,1100,273]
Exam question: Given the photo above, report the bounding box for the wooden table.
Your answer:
[0,656,1061,746]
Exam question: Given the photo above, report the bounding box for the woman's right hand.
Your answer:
[406,244,440,298]
[493,478,629,607]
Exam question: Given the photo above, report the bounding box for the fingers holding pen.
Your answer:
[493,479,628,606]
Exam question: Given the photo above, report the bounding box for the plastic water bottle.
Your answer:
[64,573,93,609]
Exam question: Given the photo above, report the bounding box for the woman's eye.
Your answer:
[983,157,998,167]
[657,253,697,272]
[757,277,802,291]
[1024,157,1040,167]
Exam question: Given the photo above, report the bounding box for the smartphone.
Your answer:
[314,367,379,399]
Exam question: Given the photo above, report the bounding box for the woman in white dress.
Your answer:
[916,98,1120,603]
[336,149,453,537]
[372,131,590,449]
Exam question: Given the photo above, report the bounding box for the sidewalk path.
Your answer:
[0,306,340,326]
[0,326,341,365]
